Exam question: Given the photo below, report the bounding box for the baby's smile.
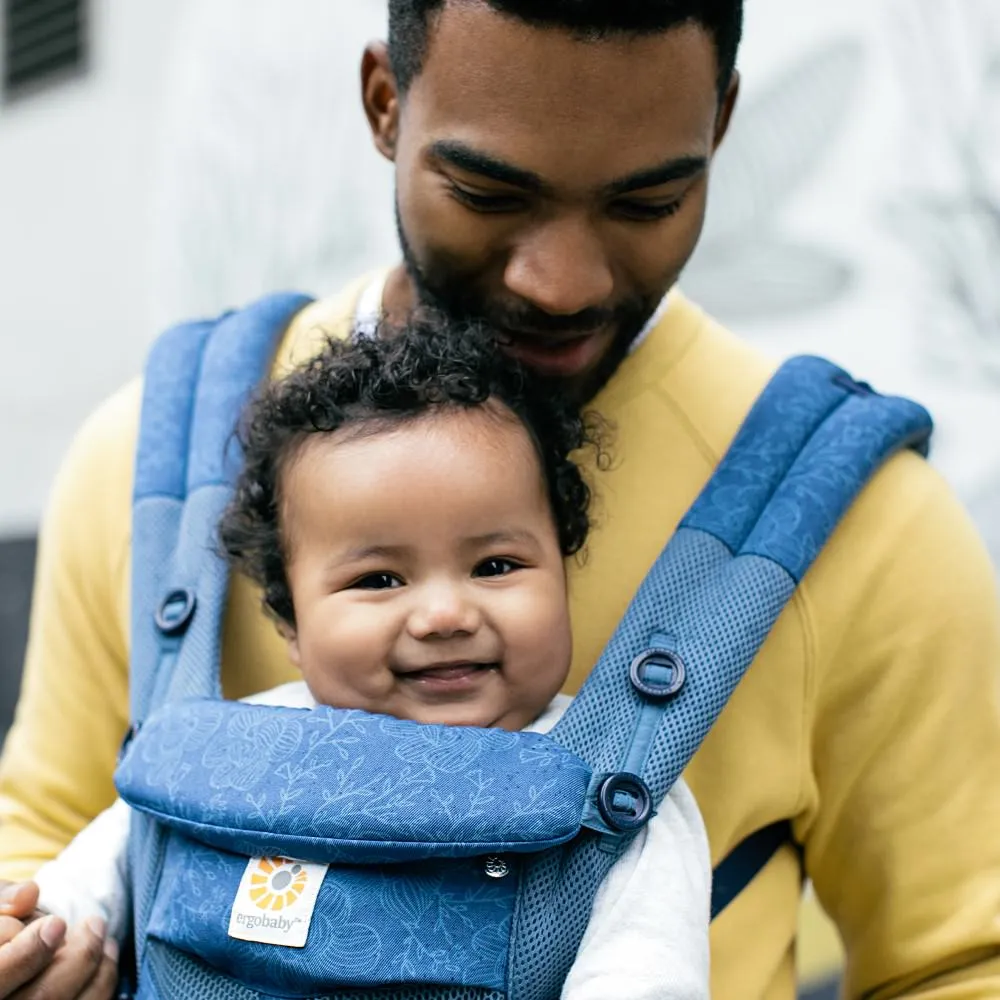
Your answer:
[394,659,502,689]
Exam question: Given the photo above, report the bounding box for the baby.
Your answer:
[33,316,711,998]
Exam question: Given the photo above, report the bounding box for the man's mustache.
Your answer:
[475,303,622,336]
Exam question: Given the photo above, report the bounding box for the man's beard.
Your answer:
[395,207,660,402]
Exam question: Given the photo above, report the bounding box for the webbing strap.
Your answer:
[710,820,795,920]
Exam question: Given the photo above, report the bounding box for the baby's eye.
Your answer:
[474,558,523,578]
[350,572,403,591]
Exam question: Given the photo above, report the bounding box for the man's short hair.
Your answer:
[388,0,743,101]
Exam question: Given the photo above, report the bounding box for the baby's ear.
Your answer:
[278,621,302,667]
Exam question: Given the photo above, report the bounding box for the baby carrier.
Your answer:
[116,293,932,998]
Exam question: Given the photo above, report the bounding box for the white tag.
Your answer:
[227,856,329,948]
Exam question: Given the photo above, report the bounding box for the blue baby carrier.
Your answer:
[116,294,932,998]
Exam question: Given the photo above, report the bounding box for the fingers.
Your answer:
[0,917,28,948]
[0,915,66,998]
[7,916,106,1000]
[75,936,118,1000]
[0,884,39,922]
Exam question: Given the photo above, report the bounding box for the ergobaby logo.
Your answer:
[228,856,329,949]
[247,856,309,910]
[234,912,303,933]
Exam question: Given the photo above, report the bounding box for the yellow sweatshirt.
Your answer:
[2,279,1000,999]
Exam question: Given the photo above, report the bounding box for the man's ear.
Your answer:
[713,70,740,151]
[362,41,401,162]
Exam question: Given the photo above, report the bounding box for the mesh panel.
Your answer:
[143,941,505,1000]
[550,530,729,774]
[130,815,170,973]
[642,555,793,789]
[509,534,796,1000]
[505,841,616,1000]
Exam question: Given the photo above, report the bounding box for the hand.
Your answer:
[0,882,118,1000]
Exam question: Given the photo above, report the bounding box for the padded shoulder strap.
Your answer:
[128,294,312,976]
[131,319,214,722]
[507,357,932,1000]
[130,292,312,721]
[556,356,931,812]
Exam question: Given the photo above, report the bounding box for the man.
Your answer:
[2,2,999,998]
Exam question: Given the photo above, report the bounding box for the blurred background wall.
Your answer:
[0,0,185,753]
[1,1,999,996]
[0,0,181,536]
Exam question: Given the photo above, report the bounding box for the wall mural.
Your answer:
[885,0,1000,382]
[888,0,1000,558]
[683,40,863,322]
[685,0,1000,569]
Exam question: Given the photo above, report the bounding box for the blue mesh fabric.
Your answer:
[551,537,793,798]
[140,941,505,1000]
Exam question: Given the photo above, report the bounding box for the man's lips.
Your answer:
[500,328,609,377]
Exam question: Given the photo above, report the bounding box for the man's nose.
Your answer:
[503,216,614,317]
[406,582,483,640]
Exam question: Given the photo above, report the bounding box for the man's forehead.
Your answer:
[408,2,721,167]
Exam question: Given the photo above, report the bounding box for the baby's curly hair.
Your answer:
[219,313,602,627]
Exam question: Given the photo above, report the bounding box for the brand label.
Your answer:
[228,855,329,948]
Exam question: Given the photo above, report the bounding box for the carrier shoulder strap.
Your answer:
[130,294,313,722]
[507,356,932,1000]
[128,293,312,974]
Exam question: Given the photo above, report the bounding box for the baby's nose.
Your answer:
[406,584,483,639]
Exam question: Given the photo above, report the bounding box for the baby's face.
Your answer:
[280,404,573,730]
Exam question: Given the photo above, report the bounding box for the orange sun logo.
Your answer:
[247,857,309,911]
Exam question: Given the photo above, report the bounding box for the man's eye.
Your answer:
[350,573,403,591]
[474,558,523,578]
[610,197,685,222]
[447,181,525,214]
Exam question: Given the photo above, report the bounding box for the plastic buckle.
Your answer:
[597,773,653,833]
[629,648,685,700]
[154,588,197,637]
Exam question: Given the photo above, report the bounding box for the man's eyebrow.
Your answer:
[603,155,708,197]
[429,139,706,200]
[429,140,549,194]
